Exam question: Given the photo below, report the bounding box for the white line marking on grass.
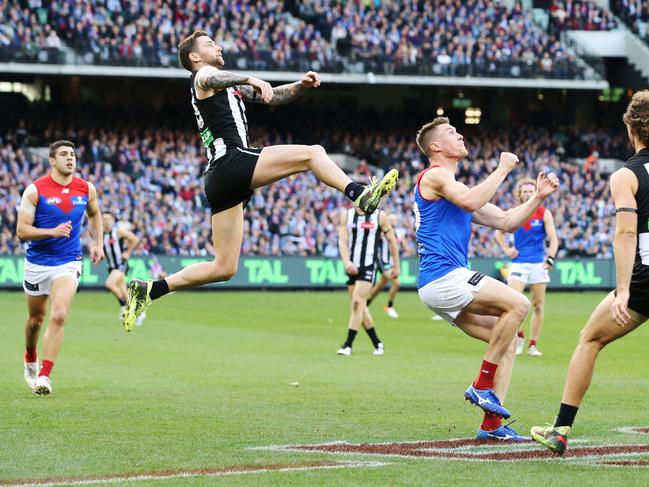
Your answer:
[616,426,649,435]
[1,461,390,487]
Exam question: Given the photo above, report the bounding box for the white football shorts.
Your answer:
[23,260,82,296]
[508,262,550,285]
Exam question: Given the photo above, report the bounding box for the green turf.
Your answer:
[1,290,648,485]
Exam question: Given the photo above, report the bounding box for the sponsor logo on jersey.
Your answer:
[46,197,61,204]
[360,221,376,230]
[71,196,87,205]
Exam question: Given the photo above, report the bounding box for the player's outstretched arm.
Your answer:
[16,184,71,241]
[474,172,559,231]
[194,65,274,103]
[85,182,104,265]
[609,168,639,325]
[379,211,400,278]
[240,71,321,106]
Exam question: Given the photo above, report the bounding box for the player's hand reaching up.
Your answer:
[300,71,321,89]
[535,171,560,199]
[498,152,519,173]
[247,77,273,104]
[89,245,104,265]
[51,220,72,238]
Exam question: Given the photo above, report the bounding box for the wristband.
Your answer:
[545,256,555,267]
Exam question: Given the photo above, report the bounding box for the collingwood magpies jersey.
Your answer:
[104,226,124,270]
[624,148,649,270]
[346,208,380,268]
[190,71,249,164]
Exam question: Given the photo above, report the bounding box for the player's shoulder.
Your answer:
[417,164,450,185]
[70,176,90,193]
[32,175,52,189]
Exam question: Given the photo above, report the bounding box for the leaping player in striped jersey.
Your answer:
[16,140,104,396]
[122,30,399,331]
[337,207,400,356]
[414,117,559,440]
[102,212,141,323]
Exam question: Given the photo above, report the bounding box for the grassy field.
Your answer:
[1,290,649,486]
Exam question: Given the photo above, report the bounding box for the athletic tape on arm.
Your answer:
[19,184,37,216]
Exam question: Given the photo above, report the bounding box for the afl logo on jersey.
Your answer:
[46,197,61,204]
[71,196,87,206]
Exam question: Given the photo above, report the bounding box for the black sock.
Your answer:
[344,182,365,201]
[343,329,357,348]
[367,297,373,306]
[387,300,394,308]
[365,327,381,348]
[555,403,579,428]
[118,297,127,307]
[149,279,170,301]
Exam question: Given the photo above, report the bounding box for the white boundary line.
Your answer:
[3,461,390,487]
[616,426,649,435]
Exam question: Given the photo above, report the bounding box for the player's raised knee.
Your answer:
[309,144,327,159]
[212,261,238,281]
[511,295,531,322]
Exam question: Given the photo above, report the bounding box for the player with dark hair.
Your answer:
[415,117,559,440]
[337,208,400,356]
[102,212,141,323]
[531,90,649,455]
[495,177,559,356]
[123,30,398,330]
[16,140,103,395]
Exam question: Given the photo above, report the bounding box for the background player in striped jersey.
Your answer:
[531,91,649,455]
[495,177,559,356]
[16,140,103,395]
[102,212,141,323]
[337,208,400,355]
[414,117,559,440]
[123,30,398,331]
[367,212,402,318]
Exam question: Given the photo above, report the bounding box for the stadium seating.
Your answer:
[613,0,649,44]
[0,123,626,259]
[0,0,601,79]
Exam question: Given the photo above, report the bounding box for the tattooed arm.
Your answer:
[240,71,322,106]
[194,65,273,102]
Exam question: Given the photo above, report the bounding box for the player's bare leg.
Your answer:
[456,279,529,419]
[455,311,525,440]
[123,204,244,331]
[338,281,382,355]
[368,273,389,304]
[531,292,646,452]
[507,279,527,355]
[24,294,47,389]
[528,283,546,355]
[35,276,77,395]
[252,145,398,214]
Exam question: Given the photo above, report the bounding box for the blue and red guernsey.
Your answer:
[26,175,89,266]
[513,207,546,263]
[414,166,472,288]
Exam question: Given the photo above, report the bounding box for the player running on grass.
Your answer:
[414,117,559,440]
[17,140,103,395]
[531,91,649,455]
[122,30,398,330]
[495,177,559,356]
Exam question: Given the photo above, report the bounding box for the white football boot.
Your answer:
[528,345,543,356]
[33,375,52,395]
[24,362,39,390]
[373,343,385,356]
[516,336,525,356]
[384,306,399,318]
[336,346,352,356]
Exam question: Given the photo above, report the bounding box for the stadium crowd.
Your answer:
[1,0,600,79]
[0,122,627,261]
[613,0,649,43]
[549,1,617,33]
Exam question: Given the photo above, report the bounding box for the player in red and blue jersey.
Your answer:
[16,140,104,396]
[495,177,558,357]
[414,117,559,441]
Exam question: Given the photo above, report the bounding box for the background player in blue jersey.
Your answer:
[414,117,559,441]
[16,140,103,396]
[495,177,559,356]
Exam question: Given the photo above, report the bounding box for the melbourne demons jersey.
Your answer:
[103,226,124,270]
[623,148,649,270]
[346,208,380,268]
[26,175,89,266]
[512,207,546,263]
[190,71,249,164]
[415,167,472,288]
